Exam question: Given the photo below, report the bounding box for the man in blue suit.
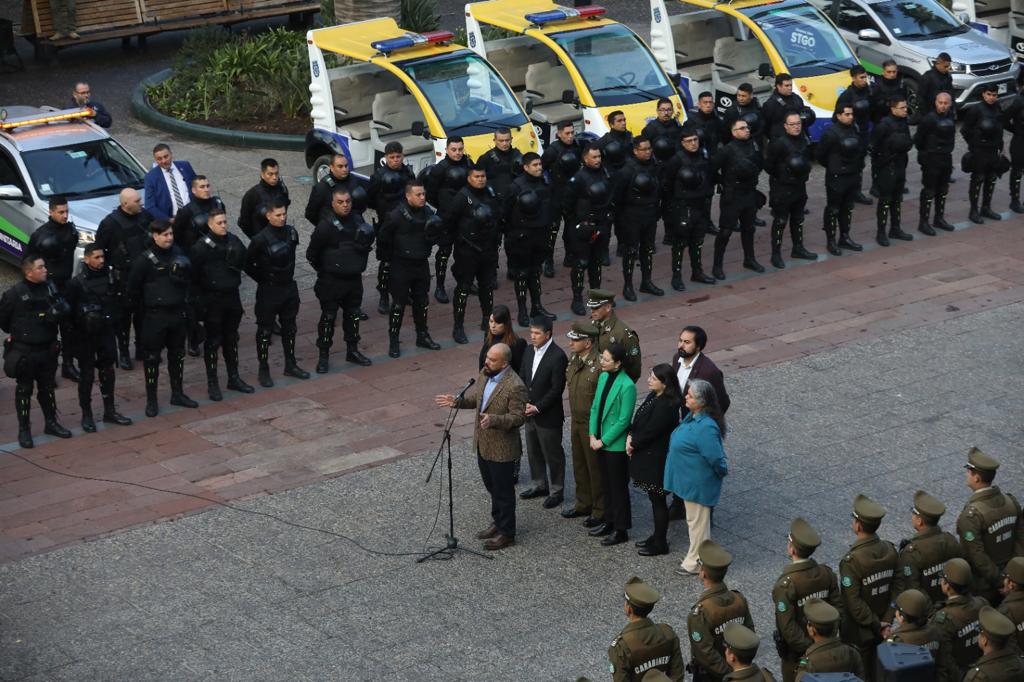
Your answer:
[144,143,196,222]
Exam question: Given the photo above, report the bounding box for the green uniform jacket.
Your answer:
[930,593,989,678]
[589,370,637,452]
[996,591,1024,652]
[566,347,600,423]
[608,618,685,681]
[957,487,1024,598]
[963,648,1024,681]
[772,559,843,662]
[724,664,776,681]
[893,526,964,605]
[838,534,898,646]
[595,313,642,383]
[793,637,865,681]
[887,621,958,682]
[687,583,755,681]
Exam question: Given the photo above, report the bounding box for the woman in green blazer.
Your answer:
[588,342,637,546]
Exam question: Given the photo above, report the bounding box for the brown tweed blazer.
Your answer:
[457,368,527,463]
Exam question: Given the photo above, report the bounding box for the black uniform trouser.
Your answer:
[76,331,117,411]
[314,275,363,351]
[920,153,953,220]
[7,342,58,428]
[452,244,497,328]
[770,180,808,251]
[507,228,549,311]
[618,209,658,281]
[478,452,516,539]
[874,164,907,230]
[566,219,611,295]
[254,281,300,367]
[202,289,243,380]
[715,186,758,265]
[141,307,189,396]
[824,172,861,237]
[666,200,709,275]
[113,268,141,358]
[434,239,453,289]
[970,148,1001,208]
[1010,136,1024,202]
[389,257,431,337]
[51,278,74,368]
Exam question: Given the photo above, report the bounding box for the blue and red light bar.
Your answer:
[525,5,606,26]
[371,30,454,55]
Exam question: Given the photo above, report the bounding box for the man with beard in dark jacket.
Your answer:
[816,104,866,256]
[368,142,416,314]
[764,112,817,269]
[661,124,717,290]
[238,158,290,238]
[870,96,915,246]
[961,83,1006,224]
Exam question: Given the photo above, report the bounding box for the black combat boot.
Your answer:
[1010,168,1024,213]
[888,201,912,241]
[205,346,223,400]
[514,275,530,327]
[918,190,936,236]
[528,273,555,320]
[838,208,862,252]
[144,359,160,417]
[376,263,391,315]
[452,285,469,345]
[981,176,1002,220]
[388,305,403,358]
[413,302,441,350]
[621,247,637,302]
[256,327,274,387]
[434,251,450,304]
[77,364,96,432]
[824,208,842,257]
[789,218,816,260]
[343,312,371,366]
[99,368,131,426]
[117,328,133,370]
[638,247,663,296]
[690,241,715,284]
[570,266,586,315]
[968,176,985,224]
[933,192,955,231]
[223,340,254,394]
[670,244,685,291]
[281,333,310,379]
[316,313,335,374]
[712,231,730,280]
[740,230,764,273]
[169,351,198,408]
[876,202,891,247]
[770,216,787,269]
[16,385,33,448]
[39,385,71,438]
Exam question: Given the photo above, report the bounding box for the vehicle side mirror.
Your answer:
[757,63,773,79]
[524,99,534,115]
[561,89,578,105]
[858,28,882,42]
[410,121,428,139]
[0,184,24,200]
[956,11,970,23]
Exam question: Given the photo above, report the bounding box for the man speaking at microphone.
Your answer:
[435,343,527,551]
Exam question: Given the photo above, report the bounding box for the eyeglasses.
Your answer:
[734,125,749,131]
[784,121,801,126]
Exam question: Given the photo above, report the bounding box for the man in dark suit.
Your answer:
[143,143,196,222]
[518,315,568,509]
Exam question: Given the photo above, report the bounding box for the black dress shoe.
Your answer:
[561,508,587,519]
[582,516,603,528]
[284,363,310,380]
[358,310,370,321]
[316,355,330,374]
[753,217,766,227]
[854,192,873,205]
[81,413,97,433]
[61,364,80,382]
[416,334,441,350]
[170,392,199,408]
[346,349,372,366]
[118,356,133,371]
[639,280,664,296]
[542,494,563,509]
[519,487,549,500]
[226,375,255,393]
[634,535,654,548]
[588,522,613,537]
[102,410,132,426]
[601,530,628,546]
[638,543,669,557]
[691,271,716,285]
[44,420,72,438]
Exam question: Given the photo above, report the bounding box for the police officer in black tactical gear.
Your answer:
[962,83,1007,224]
[614,135,664,300]
[481,128,522,289]
[870,96,915,247]
[95,187,152,370]
[304,153,368,226]
[816,103,866,257]
[172,175,225,251]
[27,195,80,382]
[189,208,254,402]
[643,97,684,162]
[65,244,133,433]
[1002,82,1024,214]
[764,112,817,270]
[306,187,375,372]
[244,198,310,388]
[540,121,583,275]
[688,92,724,235]
[238,158,291,239]
[871,60,913,125]
[379,180,444,359]
[919,52,954,124]
[506,152,556,328]
[126,220,198,418]
[563,144,614,315]
[914,92,958,236]
[712,118,764,280]
[836,65,875,205]
[422,137,472,305]
[662,123,717,290]
[368,142,417,316]
[762,73,816,141]
[722,83,764,145]
[597,110,633,265]
[1,254,72,448]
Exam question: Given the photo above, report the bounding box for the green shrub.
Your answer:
[400,0,439,33]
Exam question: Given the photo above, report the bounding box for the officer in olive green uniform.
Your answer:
[894,490,964,605]
[771,518,843,682]
[997,557,1024,651]
[964,606,1024,681]
[586,289,642,383]
[687,540,755,682]
[608,577,685,681]
[723,624,777,681]
[794,599,864,681]
[838,494,898,681]
[930,558,990,678]
[957,448,1024,604]
[563,321,605,525]
[887,588,958,682]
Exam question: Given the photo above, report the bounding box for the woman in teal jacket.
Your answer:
[589,342,637,546]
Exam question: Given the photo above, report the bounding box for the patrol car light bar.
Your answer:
[371,31,455,55]
[0,108,95,130]
[525,5,606,25]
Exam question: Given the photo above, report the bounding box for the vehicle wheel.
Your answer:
[312,154,332,183]
[904,77,922,125]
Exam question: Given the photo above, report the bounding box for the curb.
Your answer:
[130,69,306,151]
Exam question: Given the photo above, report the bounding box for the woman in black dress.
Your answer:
[626,362,683,557]
[478,304,527,374]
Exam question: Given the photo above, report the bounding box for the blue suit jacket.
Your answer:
[144,160,196,221]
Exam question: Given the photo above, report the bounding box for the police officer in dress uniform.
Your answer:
[838,494,898,681]
[608,577,685,681]
[0,254,72,448]
[1001,83,1024,214]
[893,490,964,605]
[561,321,604,526]
[368,142,416,315]
[378,180,444,359]
[304,153,368,227]
[688,92,724,235]
[764,112,817,270]
[914,92,958,235]
[238,158,290,239]
[540,120,583,276]
[712,117,764,280]
[794,599,864,681]
[964,607,1024,680]
[563,145,614,315]
[95,188,152,369]
[887,589,958,682]
[126,220,198,418]
[505,152,556,328]
[243,199,310,388]
[661,124,717,290]
[962,84,1007,224]
[871,60,913,125]
[772,518,843,682]
[614,136,664,301]
[64,244,132,433]
[836,65,875,206]
[929,558,989,679]
[686,540,755,682]
[422,136,472,304]
[587,289,641,383]
[724,624,776,681]
[761,73,815,141]
[816,103,866,257]
[597,110,633,264]
[189,208,254,401]
[870,96,915,246]
[957,447,1024,604]
[997,557,1024,651]
[642,98,684,164]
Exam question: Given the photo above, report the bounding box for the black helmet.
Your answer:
[470,202,494,225]
[936,117,956,137]
[799,106,816,129]
[741,110,761,130]
[786,153,810,178]
[602,139,626,166]
[979,115,999,135]
[852,97,871,117]
[839,134,861,155]
[267,239,292,267]
[424,213,445,241]
[676,165,701,189]
[79,303,107,334]
[588,179,609,199]
[631,171,656,196]
[225,237,246,271]
[169,254,192,284]
[381,167,407,195]
[653,136,676,161]
[733,157,759,181]
[34,230,61,256]
[890,133,913,154]
[445,164,467,190]
[518,190,541,217]
[350,185,369,213]
[558,150,581,175]
[354,220,375,249]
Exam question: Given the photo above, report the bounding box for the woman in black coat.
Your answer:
[478,304,527,374]
[626,362,683,557]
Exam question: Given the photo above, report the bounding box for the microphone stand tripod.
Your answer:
[417,379,492,563]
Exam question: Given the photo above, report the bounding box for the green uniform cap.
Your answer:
[803,598,840,626]
[640,671,672,682]
[723,623,760,656]
[566,321,600,340]
[979,605,1016,638]
[789,517,822,552]
[586,289,615,308]
[624,576,660,609]
[853,493,886,524]
[943,557,972,587]
[912,490,945,524]
[697,539,732,570]
[1005,556,1024,584]
[895,589,932,619]
[965,446,1000,473]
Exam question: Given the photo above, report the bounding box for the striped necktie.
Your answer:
[166,167,184,212]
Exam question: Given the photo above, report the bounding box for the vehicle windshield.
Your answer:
[549,24,675,106]
[21,138,145,199]
[740,2,859,77]
[399,50,529,136]
[870,0,969,39]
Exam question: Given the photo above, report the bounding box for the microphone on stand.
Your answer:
[455,377,476,400]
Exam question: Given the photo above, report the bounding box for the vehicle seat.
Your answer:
[523,61,582,124]
[713,37,772,96]
[670,13,732,83]
[370,90,433,155]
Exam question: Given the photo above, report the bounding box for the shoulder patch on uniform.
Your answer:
[842,575,853,588]
[630,347,639,356]
[964,531,976,541]
[904,565,912,577]
[609,662,615,673]
[691,631,702,642]
[777,601,788,613]
[935,611,947,624]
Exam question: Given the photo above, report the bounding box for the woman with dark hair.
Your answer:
[664,378,728,575]
[626,363,682,557]
[588,342,637,546]
[479,304,527,375]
